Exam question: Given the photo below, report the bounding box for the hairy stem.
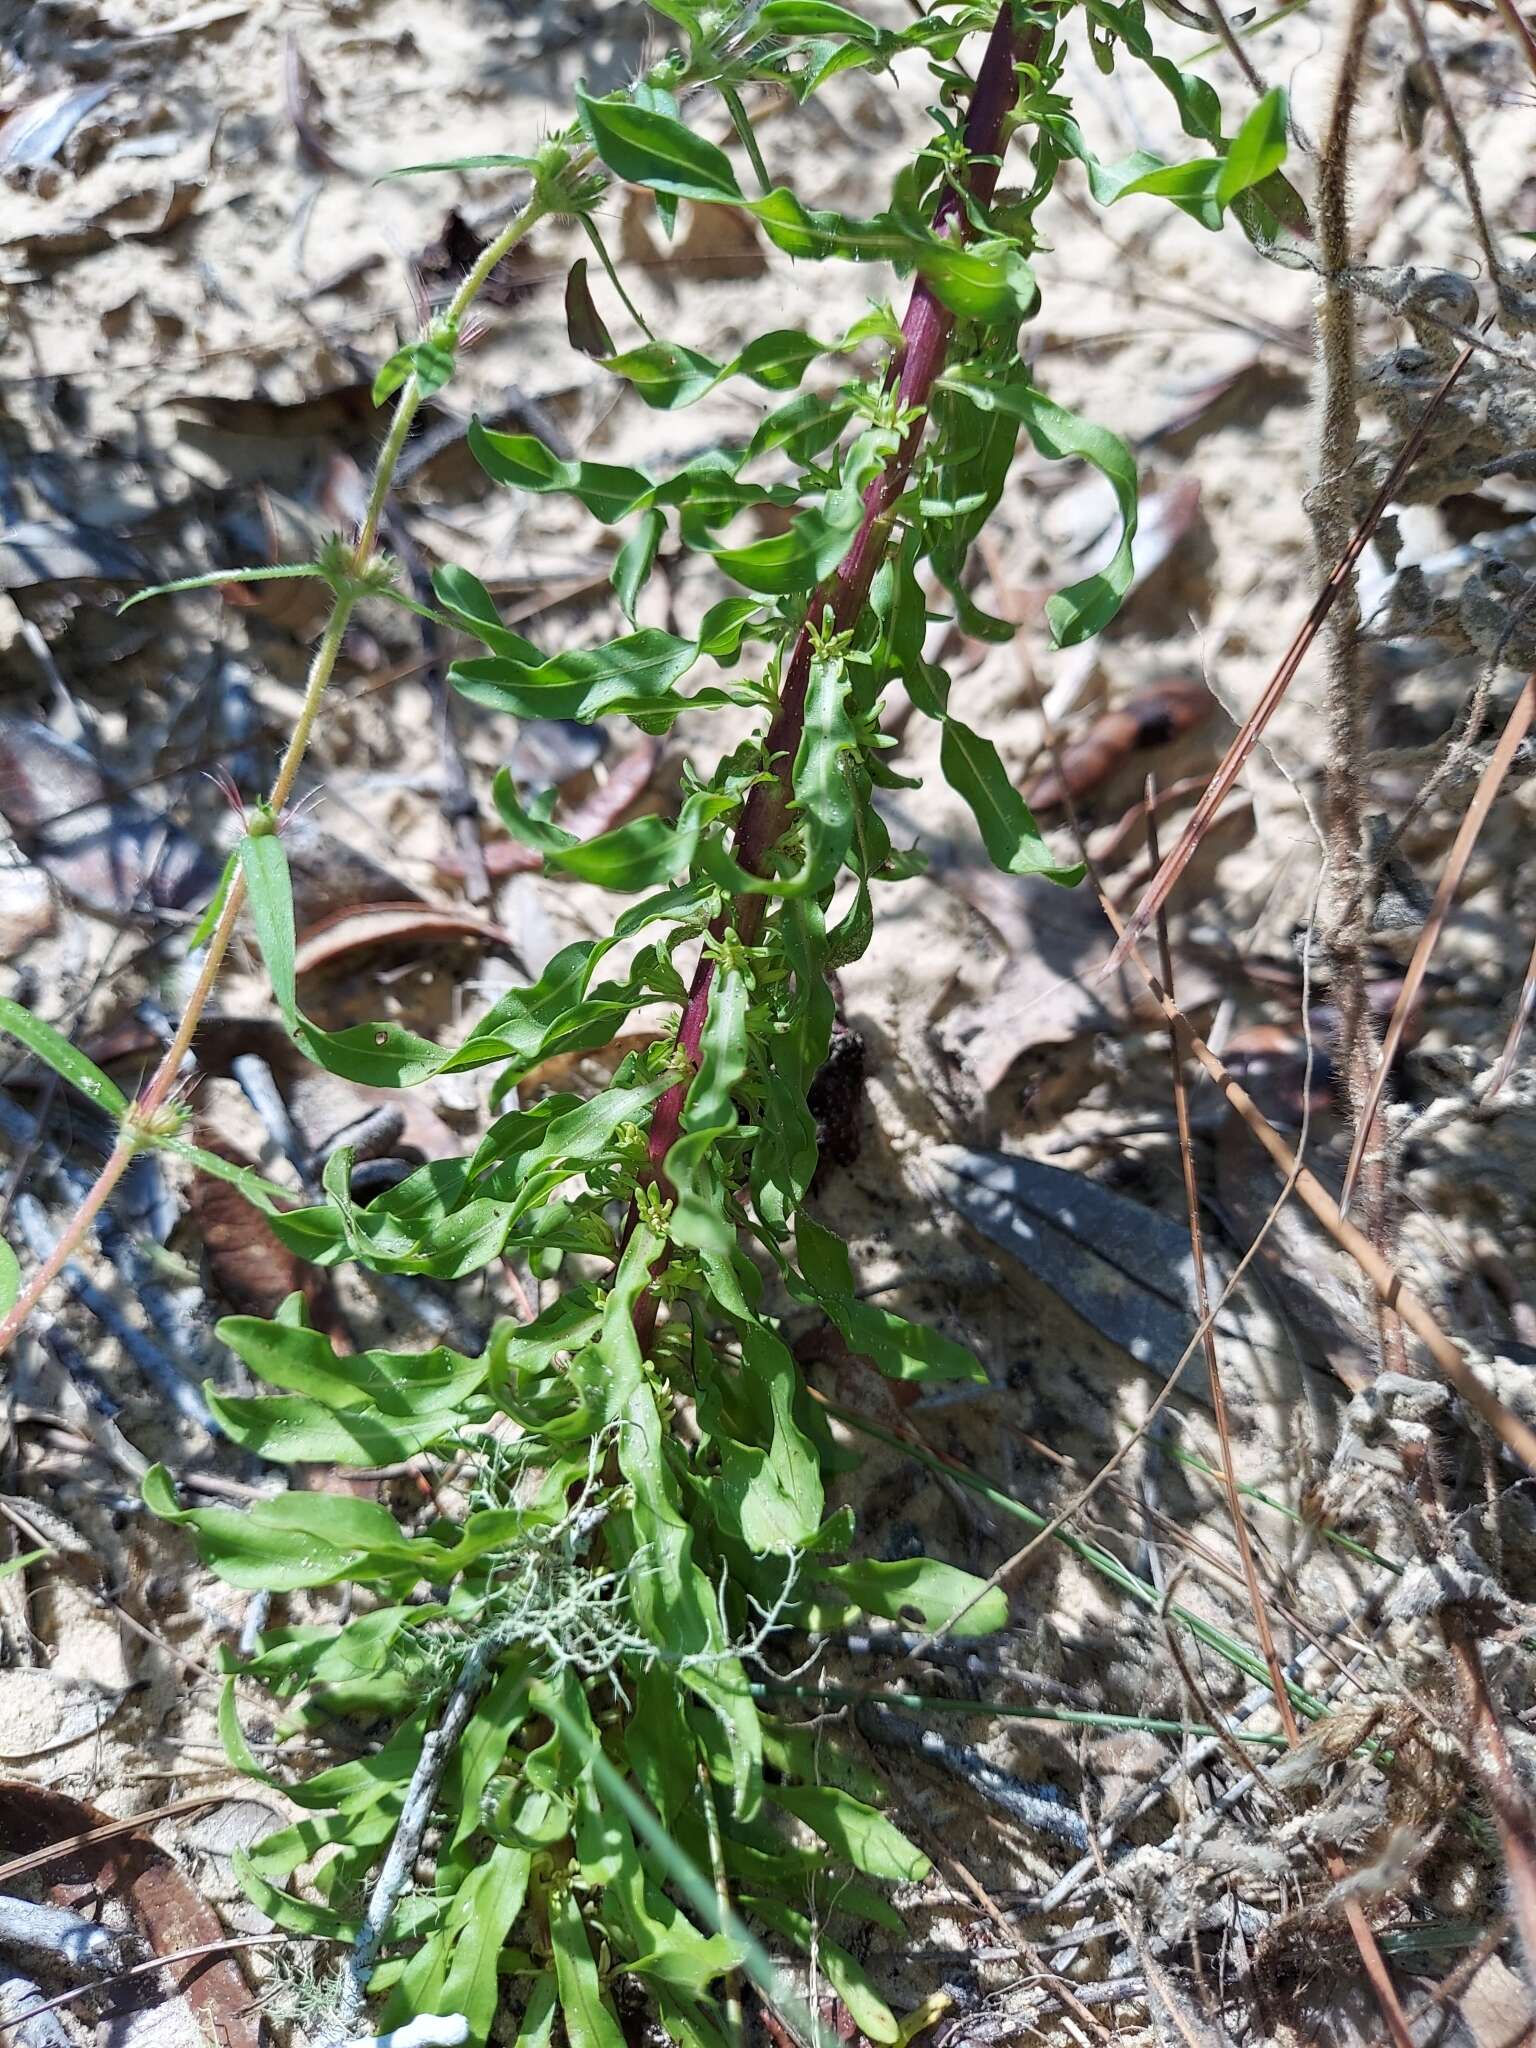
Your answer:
[1311,0,1407,1374]
[631,2,1038,1338]
[0,197,547,1363]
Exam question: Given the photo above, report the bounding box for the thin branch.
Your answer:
[1111,333,1479,968]
[1342,671,1536,1210]
[1146,782,1301,1748]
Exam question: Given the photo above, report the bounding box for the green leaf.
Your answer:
[470,422,654,525]
[1216,87,1288,207]
[793,1215,984,1383]
[455,627,744,727]
[768,1783,929,1883]
[759,0,885,38]
[777,651,858,892]
[817,1555,1009,1637]
[204,1316,486,1463]
[0,998,128,1117]
[939,719,1082,884]
[233,1846,356,1939]
[0,1237,18,1317]
[380,152,541,180]
[188,846,239,951]
[144,1463,421,1590]
[738,1898,898,2044]
[577,88,744,202]
[937,371,1138,646]
[373,335,456,406]
[239,831,298,1024]
[0,1545,47,1582]
[603,330,828,411]
[433,564,542,661]
[118,564,327,613]
[603,340,721,410]
[549,1883,627,2048]
[613,505,665,622]
[564,256,616,358]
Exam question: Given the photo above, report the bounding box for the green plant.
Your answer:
[0,3,1299,2040]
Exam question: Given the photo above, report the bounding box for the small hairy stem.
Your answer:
[0,195,545,1363]
[631,2,1037,1337]
[1312,0,1409,1378]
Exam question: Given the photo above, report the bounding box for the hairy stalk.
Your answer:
[0,197,545,1363]
[630,1,1037,1343]
[1311,0,1407,1374]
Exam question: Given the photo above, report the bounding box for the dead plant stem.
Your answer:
[1147,786,1301,1747]
[1342,671,1536,1209]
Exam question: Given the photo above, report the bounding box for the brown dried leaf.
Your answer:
[416,208,537,308]
[0,1781,261,2048]
[1025,676,1215,812]
[189,1121,341,1335]
[294,901,517,979]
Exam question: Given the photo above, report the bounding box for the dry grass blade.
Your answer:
[1146,778,1301,1749]
[1491,0,1536,81]
[0,1793,222,1885]
[1489,926,1536,1097]
[1110,333,1480,970]
[1098,892,1536,1471]
[1340,671,1536,1211]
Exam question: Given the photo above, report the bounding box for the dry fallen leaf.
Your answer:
[293,901,518,978]
[1025,676,1215,811]
[0,1780,261,2048]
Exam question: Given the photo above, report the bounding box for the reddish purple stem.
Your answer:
[630,6,1036,1334]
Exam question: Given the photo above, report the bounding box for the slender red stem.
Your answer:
[630,5,1038,1338]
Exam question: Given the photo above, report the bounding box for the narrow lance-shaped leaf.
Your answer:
[0,997,128,1117]
[939,718,1083,885]
[239,830,298,1026]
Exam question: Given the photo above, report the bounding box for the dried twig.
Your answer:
[1111,332,1480,968]
[330,1631,510,2042]
[1147,783,1300,1748]
[1341,671,1536,1209]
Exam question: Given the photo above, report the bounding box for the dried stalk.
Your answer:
[1342,671,1536,1209]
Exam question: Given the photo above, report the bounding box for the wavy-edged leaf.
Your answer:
[816,1554,1009,1637]
[937,370,1138,646]
[769,1782,929,1883]
[793,1215,984,1383]
[939,719,1082,884]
